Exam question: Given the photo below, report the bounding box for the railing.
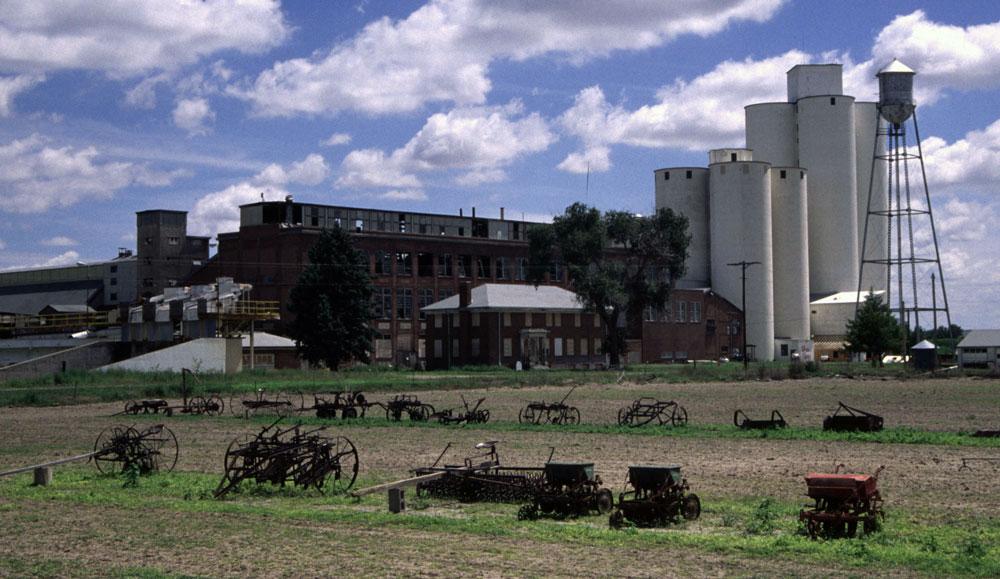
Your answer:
[0,311,117,332]
[221,300,281,320]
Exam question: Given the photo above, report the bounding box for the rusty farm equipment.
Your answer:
[382,394,435,422]
[118,369,224,417]
[517,461,614,520]
[617,398,688,428]
[307,391,375,419]
[519,386,581,425]
[214,420,359,498]
[430,395,490,425]
[413,441,544,502]
[799,464,884,538]
[822,402,883,432]
[609,465,700,528]
[734,409,787,430]
[230,389,302,419]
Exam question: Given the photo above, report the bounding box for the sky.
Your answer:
[1,0,999,328]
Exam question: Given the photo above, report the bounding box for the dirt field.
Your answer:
[2,377,999,577]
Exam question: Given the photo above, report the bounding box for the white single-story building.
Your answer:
[956,330,1000,369]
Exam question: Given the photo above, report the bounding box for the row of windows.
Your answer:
[643,301,702,323]
[372,252,562,282]
[373,287,454,320]
[431,311,601,329]
[433,336,602,359]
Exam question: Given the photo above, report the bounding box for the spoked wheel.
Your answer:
[477,410,490,424]
[682,493,701,520]
[123,401,141,415]
[565,407,581,425]
[616,407,632,427]
[671,406,689,427]
[230,394,247,418]
[93,425,133,475]
[144,425,179,473]
[188,396,207,414]
[518,405,537,424]
[386,406,400,421]
[596,489,614,514]
[204,395,225,416]
[341,407,358,419]
[325,436,360,493]
[220,434,259,492]
[412,405,433,422]
[609,509,625,529]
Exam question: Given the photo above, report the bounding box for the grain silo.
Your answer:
[769,167,810,341]
[654,167,710,288]
[854,101,887,293]
[745,103,797,167]
[708,151,775,361]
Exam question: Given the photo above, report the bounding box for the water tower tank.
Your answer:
[877,59,915,124]
[654,167,710,288]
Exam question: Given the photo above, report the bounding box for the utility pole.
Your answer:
[727,261,760,372]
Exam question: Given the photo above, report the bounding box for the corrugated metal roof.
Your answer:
[911,340,936,350]
[810,290,885,305]
[0,288,99,315]
[957,330,1000,348]
[878,59,915,75]
[422,284,585,313]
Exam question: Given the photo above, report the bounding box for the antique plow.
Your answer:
[118,370,224,417]
[214,420,359,498]
[306,391,376,419]
[381,394,435,422]
[517,461,613,520]
[413,441,544,502]
[734,409,787,430]
[430,395,490,425]
[609,465,700,528]
[799,464,885,538]
[617,398,688,427]
[822,402,883,432]
[519,386,581,425]
[230,389,303,419]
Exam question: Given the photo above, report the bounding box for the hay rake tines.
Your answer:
[519,386,581,425]
[616,398,688,428]
[92,423,179,476]
[413,441,544,502]
[214,420,359,498]
[120,370,224,418]
[734,409,787,430]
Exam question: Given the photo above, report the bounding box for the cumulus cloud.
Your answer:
[336,101,555,195]
[38,250,81,268]
[0,1,289,76]
[921,119,1000,192]
[0,134,187,213]
[41,236,79,247]
[321,133,352,147]
[254,154,330,187]
[172,97,215,135]
[0,74,44,116]
[232,0,785,116]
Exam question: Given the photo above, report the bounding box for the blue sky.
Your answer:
[1,0,998,327]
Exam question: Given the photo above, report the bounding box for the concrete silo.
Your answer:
[745,103,797,167]
[854,101,887,293]
[654,167,710,288]
[709,153,775,361]
[796,92,859,296]
[769,167,810,340]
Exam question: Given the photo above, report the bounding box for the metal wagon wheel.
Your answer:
[204,395,225,416]
[596,489,614,514]
[220,433,260,491]
[325,436,360,493]
[616,406,632,426]
[564,407,581,425]
[681,494,701,520]
[476,409,490,424]
[188,396,207,414]
[385,405,401,421]
[412,404,434,421]
[123,400,141,415]
[670,406,688,427]
[229,393,247,417]
[341,406,358,419]
[93,425,133,475]
[144,425,179,473]
[518,405,537,424]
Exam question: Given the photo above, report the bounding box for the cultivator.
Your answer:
[92,424,179,475]
[215,420,359,498]
[430,395,490,425]
[519,386,581,425]
[517,462,613,520]
[413,442,544,502]
[382,394,435,422]
[307,391,375,419]
[230,389,302,419]
[799,464,884,538]
[617,398,688,427]
[734,409,787,430]
[822,402,883,432]
[609,465,700,528]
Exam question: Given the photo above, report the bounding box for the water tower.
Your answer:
[857,59,952,341]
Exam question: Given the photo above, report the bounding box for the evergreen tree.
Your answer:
[845,292,901,367]
[528,203,689,367]
[288,227,375,370]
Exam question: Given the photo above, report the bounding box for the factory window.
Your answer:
[110,265,118,273]
[439,225,446,236]
[575,313,581,327]
[781,344,789,357]
[550,260,563,283]
[396,252,412,276]
[418,288,433,320]
[397,288,412,319]
[375,252,391,276]
[780,170,787,179]
[434,314,442,329]
[458,227,465,236]
[644,306,655,322]
[594,338,602,354]
[495,257,509,280]
[580,339,588,356]
[110,277,117,286]
[419,224,427,234]
[830,97,836,105]
[458,255,472,278]
[706,319,716,335]
[438,288,454,302]
[800,171,804,179]
[398,213,407,233]
[434,340,443,358]
[554,338,563,357]
[471,339,480,357]
[503,312,511,327]
[476,256,490,278]
[515,257,528,281]
[566,339,575,357]
[417,253,434,277]
[686,170,692,178]
[503,338,512,358]
[472,313,480,327]
[355,219,364,232]
[512,222,521,240]
[730,153,737,161]
[168,236,179,245]
[664,171,670,180]
[662,302,672,323]
[438,253,453,277]
[677,301,687,323]
[691,302,701,323]
[452,338,460,358]
[374,287,392,319]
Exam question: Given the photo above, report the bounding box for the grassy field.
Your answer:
[1,369,999,577]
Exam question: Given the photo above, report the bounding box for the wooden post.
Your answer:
[388,488,405,513]
[33,467,52,486]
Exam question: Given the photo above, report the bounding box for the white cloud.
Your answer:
[0,239,6,250]
[0,74,44,116]
[921,119,1000,192]
[189,182,290,237]
[336,101,555,194]
[123,73,170,109]
[0,1,289,76]
[172,97,215,136]
[41,236,79,247]
[232,0,785,116]
[0,134,187,213]
[557,146,611,175]
[321,133,352,147]
[39,250,80,268]
[379,189,428,201]
[254,154,330,186]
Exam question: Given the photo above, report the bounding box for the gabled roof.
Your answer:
[810,290,885,305]
[878,59,915,75]
[957,330,1000,349]
[422,284,585,313]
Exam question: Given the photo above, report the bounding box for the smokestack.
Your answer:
[459,282,471,308]
[500,207,505,220]
[459,208,463,217]
[472,206,476,218]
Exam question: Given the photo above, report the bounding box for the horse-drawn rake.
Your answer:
[382,394,435,422]
[118,370,224,417]
[92,423,180,475]
[413,442,544,502]
[430,395,490,425]
[214,420,359,498]
[230,389,303,419]
[822,402,883,432]
[734,409,787,430]
[519,386,581,425]
[307,391,375,419]
[617,398,688,427]
[517,462,613,520]
[799,464,885,538]
[609,465,700,528]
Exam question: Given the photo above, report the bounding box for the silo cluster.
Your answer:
[654,64,887,361]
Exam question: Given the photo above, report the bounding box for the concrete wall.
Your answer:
[0,340,116,381]
[100,337,242,374]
